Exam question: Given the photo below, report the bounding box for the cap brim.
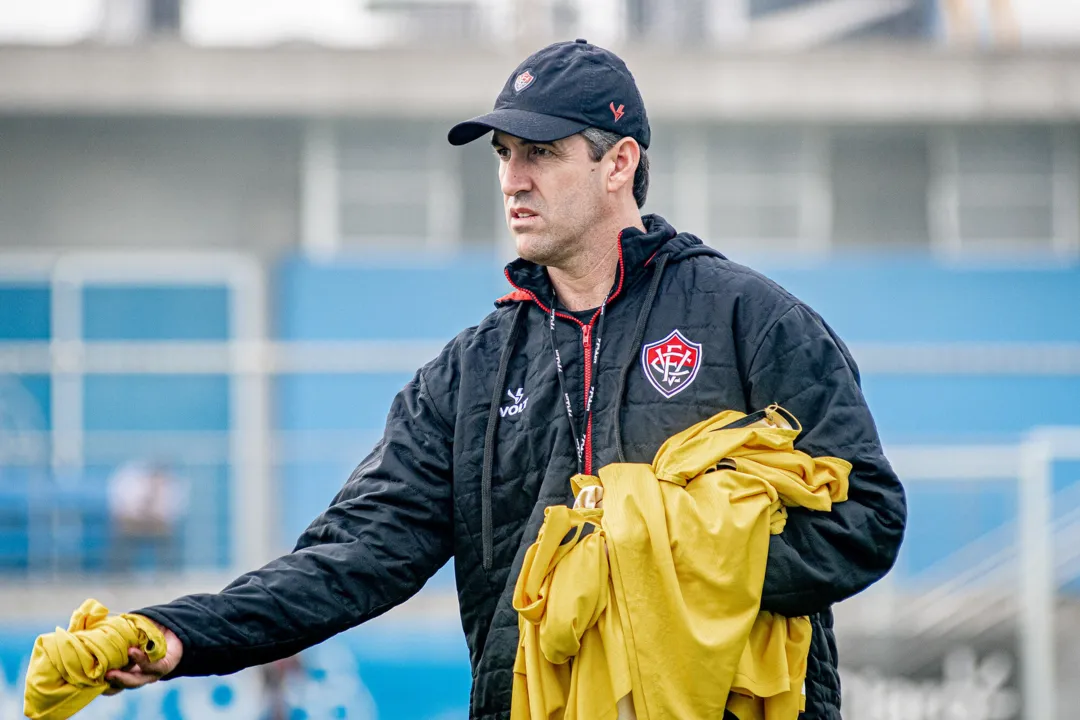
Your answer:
[447,108,589,146]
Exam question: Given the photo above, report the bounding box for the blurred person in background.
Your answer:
[106,460,188,576]
[100,40,906,719]
[259,655,304,720]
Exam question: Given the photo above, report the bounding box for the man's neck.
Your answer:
[548,215,645,312]
[548,248,619,312]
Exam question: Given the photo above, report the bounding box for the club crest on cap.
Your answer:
[513,70,535,93]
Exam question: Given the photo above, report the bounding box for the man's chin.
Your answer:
[513,233,550,264]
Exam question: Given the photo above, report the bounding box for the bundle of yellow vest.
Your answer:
[511,405,851,720]
[23,598,166,720]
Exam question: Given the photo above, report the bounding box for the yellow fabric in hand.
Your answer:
[23,598,166,720]
[511,405,850,720]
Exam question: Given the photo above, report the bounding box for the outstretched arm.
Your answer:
[110,348,459,684]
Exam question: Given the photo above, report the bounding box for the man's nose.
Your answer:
[500,155,532,198]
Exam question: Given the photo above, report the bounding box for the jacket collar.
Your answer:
[499,214,680,309]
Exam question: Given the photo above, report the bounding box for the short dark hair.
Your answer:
[580,127,650,208]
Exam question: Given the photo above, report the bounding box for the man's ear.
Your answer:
[606,137,640,196]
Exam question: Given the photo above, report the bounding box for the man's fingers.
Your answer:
[99,625,180,694]
[128,647,168,676]
[104,667,156,690]
[102,647,167,692]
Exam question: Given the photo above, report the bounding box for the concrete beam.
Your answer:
[2,42,1080,121]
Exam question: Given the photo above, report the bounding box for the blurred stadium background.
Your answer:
[1,1,1079,718]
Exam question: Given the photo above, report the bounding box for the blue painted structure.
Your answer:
[1,254,1079,578]
[1,252,1078,716]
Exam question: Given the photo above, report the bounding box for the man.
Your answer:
[105,40,906,719]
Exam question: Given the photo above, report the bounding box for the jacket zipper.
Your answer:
[503,257,627,476]
[581,321,595,475]
[506,281,595,469]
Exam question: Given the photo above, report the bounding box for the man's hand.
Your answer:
[104,619,183,694]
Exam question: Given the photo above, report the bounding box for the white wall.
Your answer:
[0,116,301,256]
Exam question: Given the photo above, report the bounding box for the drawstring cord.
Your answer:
[480,253,669,570]
[480,302,528,571]
[614,253,669,463]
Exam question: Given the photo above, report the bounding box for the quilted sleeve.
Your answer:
[745,303,907,617]
[136,336,462,677]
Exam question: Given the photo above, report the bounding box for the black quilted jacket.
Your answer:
[139,214,906,719]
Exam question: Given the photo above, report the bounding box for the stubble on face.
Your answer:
[513,197,597,268]
[497,134,607,270]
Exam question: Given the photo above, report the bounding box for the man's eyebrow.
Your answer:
[491,137,554,148]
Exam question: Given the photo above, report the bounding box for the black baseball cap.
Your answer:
[448,39,650,150]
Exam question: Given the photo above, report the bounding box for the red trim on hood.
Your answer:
[496,289,532,305]
[500,228,630,320]
[614,229,627,295]
[502,268,582,326]
[596,230,627,321]
[500,228,629,475]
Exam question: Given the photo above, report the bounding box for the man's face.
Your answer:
[492,131,607,267]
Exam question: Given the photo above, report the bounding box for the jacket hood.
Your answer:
[497,214,718,308]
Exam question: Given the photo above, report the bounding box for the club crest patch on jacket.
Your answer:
[641,329,701,398]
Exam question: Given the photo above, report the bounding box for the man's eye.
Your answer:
[531,146,551,157]
[494,148,509,159]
